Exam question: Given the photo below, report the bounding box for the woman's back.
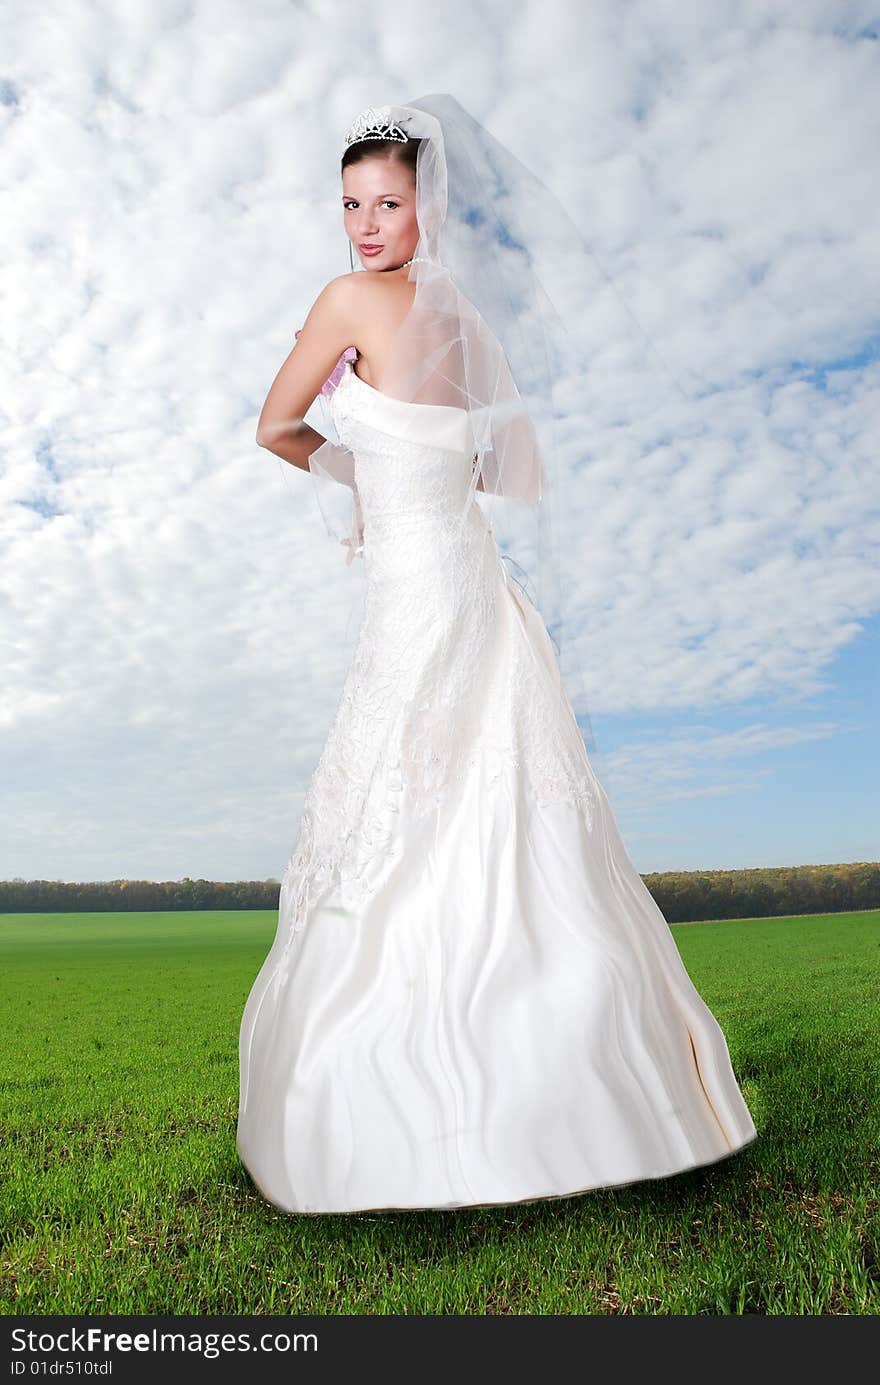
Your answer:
[348,265,417,392]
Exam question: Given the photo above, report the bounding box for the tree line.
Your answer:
[0,861,877,921]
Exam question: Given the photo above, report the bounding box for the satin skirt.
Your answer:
[237,579,757,1214]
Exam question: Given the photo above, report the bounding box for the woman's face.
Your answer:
[342,156,419,272]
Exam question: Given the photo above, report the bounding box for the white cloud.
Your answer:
[1,0,877,877]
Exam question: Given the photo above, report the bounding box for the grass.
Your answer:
[0,907,878,1315]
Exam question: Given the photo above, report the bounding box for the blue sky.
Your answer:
[2,0,878,880]
[588,610,879,869]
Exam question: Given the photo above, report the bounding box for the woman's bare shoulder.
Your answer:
[312,271,414,372]
[310,269,393,318]
[324,269,390,295]
[301,271,383,333]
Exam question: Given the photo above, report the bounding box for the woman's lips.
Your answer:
[360,244,384,256]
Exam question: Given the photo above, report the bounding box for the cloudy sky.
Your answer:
[2,0,878,883]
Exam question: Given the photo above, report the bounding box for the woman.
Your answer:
[236,98,758,1214]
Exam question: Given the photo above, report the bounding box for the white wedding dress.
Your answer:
[237,359,757,1214]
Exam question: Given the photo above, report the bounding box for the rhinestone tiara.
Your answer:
[344,105,409,148]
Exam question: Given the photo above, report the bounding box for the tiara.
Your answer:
[344,105,409,148]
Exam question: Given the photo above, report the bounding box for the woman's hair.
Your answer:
[341,137,420,180]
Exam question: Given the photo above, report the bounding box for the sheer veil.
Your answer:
[300,95,697,760]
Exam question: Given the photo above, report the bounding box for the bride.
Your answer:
[236,97,758,1215]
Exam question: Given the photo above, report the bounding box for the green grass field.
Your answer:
[1,907,878,1315]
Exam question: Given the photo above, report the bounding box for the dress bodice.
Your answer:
[327,359,486,579]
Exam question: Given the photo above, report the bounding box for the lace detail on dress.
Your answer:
[275,367,595,980]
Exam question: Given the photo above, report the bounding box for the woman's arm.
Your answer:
[255,276,358,471]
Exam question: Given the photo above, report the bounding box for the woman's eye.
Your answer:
[343,201,399,210]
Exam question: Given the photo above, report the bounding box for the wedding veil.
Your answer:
[301,94,692,758]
